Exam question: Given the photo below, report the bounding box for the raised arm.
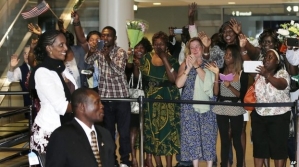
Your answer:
[71,11,89,53]
[239,34,251,61]
[230,19,260,60]
[188,2,198,38]
[198,31,211,60]
[256,65,288,90]
[188,2,197,25]
[28,36,38,68]
[7,54,21,82]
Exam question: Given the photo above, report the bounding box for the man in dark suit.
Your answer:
[46,88,115,167]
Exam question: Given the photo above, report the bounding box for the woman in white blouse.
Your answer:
[251,49,291,167]
[29,30,77,154]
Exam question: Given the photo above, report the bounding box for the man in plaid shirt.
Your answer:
[85,26,131,167]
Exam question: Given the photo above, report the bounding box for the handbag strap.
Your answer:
[137,70,142,89]
[129,73,134,88]
[129,70,143,89]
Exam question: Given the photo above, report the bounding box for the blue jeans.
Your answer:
[102,101,131,165]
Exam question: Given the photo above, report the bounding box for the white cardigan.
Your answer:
[34,67,78,132]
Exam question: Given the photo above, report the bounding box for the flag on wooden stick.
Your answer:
[21,1,50,19]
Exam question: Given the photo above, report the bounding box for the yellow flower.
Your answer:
[289,27,298,34]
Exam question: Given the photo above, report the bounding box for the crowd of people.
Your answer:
[6,2,298,167]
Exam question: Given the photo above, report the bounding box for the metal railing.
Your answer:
[0,91,30,164]
[102,96,297,167]
[0,90,297,166]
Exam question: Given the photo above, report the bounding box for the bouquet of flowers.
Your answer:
[277,20,299,42]
[126,19,149,49]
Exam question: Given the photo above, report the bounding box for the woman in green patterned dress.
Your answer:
[134,31,180,167]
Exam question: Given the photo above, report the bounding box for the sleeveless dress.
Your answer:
[140,52,180,156]
[180,67,217,161]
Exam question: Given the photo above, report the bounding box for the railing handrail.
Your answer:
[0,0,7,12]
[0,0,29,49]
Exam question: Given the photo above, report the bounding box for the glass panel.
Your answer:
[65,0,99,39]
[223,5,299,37]
[197,7,222,21]
[0,0,38,74]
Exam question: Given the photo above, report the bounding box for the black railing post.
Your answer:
[138,96,144,167]
[297,99,299,167]
[29,104,32,148]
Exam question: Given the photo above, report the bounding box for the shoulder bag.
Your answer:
[128,71,144,114]
[244,75,259,111]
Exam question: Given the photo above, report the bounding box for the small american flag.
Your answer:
[21,1,50,19]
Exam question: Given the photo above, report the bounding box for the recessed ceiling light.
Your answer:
[134,4,138,11]
[153,3,161,5]
[228,2,236,4]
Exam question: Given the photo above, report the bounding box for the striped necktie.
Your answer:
[91,130,102,167]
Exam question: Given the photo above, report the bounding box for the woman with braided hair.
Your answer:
[29,30,77,154]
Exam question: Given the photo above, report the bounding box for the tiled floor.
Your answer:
[123,118,291,167]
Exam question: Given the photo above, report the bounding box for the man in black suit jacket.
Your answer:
[46,88,115,167]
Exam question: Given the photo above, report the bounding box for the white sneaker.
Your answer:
[290,161,297,167]
[120,164,128,167]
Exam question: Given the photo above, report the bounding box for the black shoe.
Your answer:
[114,160,119,167]
[174,163,193,167]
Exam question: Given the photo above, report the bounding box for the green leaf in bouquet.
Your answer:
[127,29,144,48]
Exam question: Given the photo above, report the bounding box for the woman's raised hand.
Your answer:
[205,62,219,74]
[230,18,242,35]
[71,11,80,23]
[28,23,42,35]
[198,31,211,48]
[239,34,248,48]
[10,54,19,69]
[188,2,197,18]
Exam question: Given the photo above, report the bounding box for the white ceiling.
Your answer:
[135,0,298,7]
